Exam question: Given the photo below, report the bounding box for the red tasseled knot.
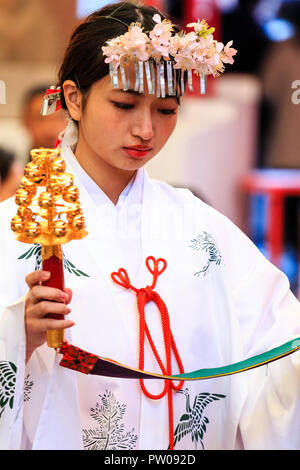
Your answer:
[138,286,154,303]
[111,256,184,451]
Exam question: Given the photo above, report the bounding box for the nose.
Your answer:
[131,107,155,142]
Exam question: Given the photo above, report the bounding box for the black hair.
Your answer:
[57,1,181,109]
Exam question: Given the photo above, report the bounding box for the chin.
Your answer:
[120,156,153,171]
[120,162,145,173]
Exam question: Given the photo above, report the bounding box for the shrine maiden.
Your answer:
[1,2,300,450]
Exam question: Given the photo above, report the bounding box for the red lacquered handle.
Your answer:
[42,248,65,348]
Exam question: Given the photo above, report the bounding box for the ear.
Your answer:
[62,80,83,121]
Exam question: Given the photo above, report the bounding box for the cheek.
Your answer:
[157,116,178,143]
[88,106,124,138]
[83,108,127,153]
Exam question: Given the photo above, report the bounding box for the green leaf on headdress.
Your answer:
[199,27,215,38]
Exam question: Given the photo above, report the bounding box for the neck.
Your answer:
[74,138,136,206]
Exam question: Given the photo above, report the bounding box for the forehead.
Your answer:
[94,71,179,104]
[111,88,178,104]
[108,60,180,100]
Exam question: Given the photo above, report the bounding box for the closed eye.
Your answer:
[112,101,134,110]
[158,108,177,115]
[112,101,177,115]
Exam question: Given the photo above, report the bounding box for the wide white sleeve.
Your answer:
[233,248,300,449]
[200,198,300,449]
[0,199,34,449]
[0,297,26,450]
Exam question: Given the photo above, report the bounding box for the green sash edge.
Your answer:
[101,338,300,381]
[167,338,300,380]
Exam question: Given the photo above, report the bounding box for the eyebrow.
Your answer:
[112,89,178,100]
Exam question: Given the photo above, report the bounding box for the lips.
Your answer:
[123,146,152,158]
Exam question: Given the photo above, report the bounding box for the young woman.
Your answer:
[0,2,300,451]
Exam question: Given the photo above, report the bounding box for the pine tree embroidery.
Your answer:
[0,361,17,419]
[190,232,222,276]
[82,390,138,450]
[18,243,90,278]
[173,389,226,450]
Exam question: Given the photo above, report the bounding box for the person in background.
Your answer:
[0,147,23,202]
[22,86,67,161]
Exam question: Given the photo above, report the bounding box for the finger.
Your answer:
[44,319,75,331]
[25,271,50,289]
[27,285,69,305]
[28,318,75,334]
[63,288,73,305]
[27,301,71,319]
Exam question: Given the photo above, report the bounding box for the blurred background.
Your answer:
[0,0,299,296]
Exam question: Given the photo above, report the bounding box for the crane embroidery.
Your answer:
[190,232,222,276]
[173,389,226,449]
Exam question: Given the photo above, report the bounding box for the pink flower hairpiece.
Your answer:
[102,15,237,97]
[41,16,237,117]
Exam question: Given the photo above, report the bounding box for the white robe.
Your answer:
[1,125,300,450]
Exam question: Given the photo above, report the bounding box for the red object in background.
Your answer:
[184,0,221,97]
[184,0,220,38]
[143,0,165,9]
[242,170,300,267]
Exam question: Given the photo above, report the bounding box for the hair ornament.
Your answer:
[40,86,62,116]
[102,14,237,97]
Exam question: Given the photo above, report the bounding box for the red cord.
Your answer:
[111,256,184,450]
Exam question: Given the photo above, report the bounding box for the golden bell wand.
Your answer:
[11,148,88,350]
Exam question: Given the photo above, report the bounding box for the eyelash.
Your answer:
[113,102,133,110]
[112,102,177,115]
[159,108,177,115]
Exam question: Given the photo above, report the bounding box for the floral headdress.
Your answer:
[102,14,237,98]
[41,14,237,115]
